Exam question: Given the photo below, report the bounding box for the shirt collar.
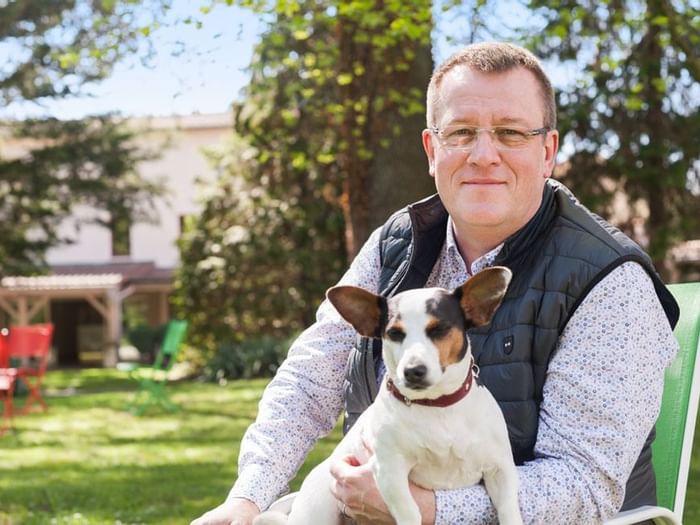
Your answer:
[445,216,504,276]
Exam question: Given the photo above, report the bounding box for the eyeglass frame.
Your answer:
[427,125,552,151]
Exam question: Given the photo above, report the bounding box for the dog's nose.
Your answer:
[404,364,428,385]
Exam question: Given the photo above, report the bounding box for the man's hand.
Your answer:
[190,497,260,525]
[329,454,436,525]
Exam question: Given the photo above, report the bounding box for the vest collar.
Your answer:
[495,180,558,265]
[385,358,477,408]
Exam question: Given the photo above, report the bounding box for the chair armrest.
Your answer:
[604,505,680,525]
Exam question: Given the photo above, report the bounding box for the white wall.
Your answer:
[44,113,231,269]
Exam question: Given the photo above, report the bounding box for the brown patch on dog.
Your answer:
[429,323,467,368]
[457,267,512,327]
[327,286,387,338]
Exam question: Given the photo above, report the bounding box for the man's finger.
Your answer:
[329,454,359,479]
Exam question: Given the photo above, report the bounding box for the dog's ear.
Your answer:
[326,286,387,338]
[455,266,512,327]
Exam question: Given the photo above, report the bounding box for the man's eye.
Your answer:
[444,127,475,139]
[495,127,524,137]
[385,327,405,342]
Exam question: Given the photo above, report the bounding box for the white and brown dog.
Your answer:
[254,266,522,525]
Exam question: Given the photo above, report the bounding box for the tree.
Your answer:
[174,134,346,354]
[0,0,169,274]
[526,0,700,275]
[0,116,162,274]
[221,0,434,258]
[0,0,166,105]
[174,0,436,360]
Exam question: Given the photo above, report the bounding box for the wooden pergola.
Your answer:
[0,274,131,366]
[0,261,174,367]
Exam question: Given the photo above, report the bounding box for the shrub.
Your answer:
[124,323,166,363]
[203,336,293,382]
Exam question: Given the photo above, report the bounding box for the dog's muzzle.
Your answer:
[402,364,430,390]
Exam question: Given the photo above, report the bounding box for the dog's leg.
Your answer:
[483,463,523,525]
[372,454,421,525]
[283,458,343,525]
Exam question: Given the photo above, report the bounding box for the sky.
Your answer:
[2,1,264,120]
[1,1,551,122]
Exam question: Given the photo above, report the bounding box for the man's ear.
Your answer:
[455,267,512,327]
[543,128,559,179]
[326,286,387,338]
[422,128,437,178]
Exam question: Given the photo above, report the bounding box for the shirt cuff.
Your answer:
[228,463,289,512]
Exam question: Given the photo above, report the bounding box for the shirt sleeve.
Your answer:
[228,227,384,511]
[434,262,679,524]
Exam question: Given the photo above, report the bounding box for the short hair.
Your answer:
[426,42,556,129]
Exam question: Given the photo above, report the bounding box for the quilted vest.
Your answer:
[342,180,679,511]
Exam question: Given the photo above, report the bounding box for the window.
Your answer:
[110,215,131,257]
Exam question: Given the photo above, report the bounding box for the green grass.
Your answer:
[0,369,341,525]
[1,368,699,524]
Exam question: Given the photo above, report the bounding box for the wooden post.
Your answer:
[103,289,122,367]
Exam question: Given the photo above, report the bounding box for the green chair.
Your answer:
[124,320,188,416]
[607,282,700,525]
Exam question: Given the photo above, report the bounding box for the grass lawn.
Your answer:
[0,369,342,525]
[1,368,699,524]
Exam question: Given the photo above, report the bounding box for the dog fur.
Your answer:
[254,266,522,525]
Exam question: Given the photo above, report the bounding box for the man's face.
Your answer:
[422,66,559,243]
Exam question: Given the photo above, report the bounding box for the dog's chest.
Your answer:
[405,418,487,489]
[369,396,495,490]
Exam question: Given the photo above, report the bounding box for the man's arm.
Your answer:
[432,262,678,524]
[223,227,384,512]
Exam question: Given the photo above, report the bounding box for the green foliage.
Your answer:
[175,1,434,360]
[0,116,164,275]
[216,0,433,255]
[204,336,292,381]
[125,323,166,360]
[525,0,700,271]
[0,1,170,275]
[0,0,169,104]
[173,133,346,358]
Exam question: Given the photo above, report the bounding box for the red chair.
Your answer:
[5,324,54,415]
[0,328,18,434]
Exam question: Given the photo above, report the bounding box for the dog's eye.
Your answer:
[385,327,405,342]
[427,323,451,339]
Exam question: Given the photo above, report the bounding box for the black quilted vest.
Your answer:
[342,180,679,511]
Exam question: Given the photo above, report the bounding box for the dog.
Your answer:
[254,266,522,525]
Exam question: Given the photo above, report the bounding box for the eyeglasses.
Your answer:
[428,125,551,151]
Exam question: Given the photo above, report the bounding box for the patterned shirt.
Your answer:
[229,218,678,524]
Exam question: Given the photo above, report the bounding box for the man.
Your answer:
[192,42,679,525]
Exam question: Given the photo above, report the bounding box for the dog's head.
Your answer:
[327,266,512,395]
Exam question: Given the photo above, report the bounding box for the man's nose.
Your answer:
[467,131,501,165]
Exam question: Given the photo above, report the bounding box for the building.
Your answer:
[0,113,232,366]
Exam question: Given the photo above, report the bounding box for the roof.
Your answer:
[51,261,173,284]
[1,274,122,291]
[0,261,173,293]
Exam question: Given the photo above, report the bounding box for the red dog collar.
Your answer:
[385,359,477,408]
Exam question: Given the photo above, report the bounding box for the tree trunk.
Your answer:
[368,45,435,232]
[337,36,435,260]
